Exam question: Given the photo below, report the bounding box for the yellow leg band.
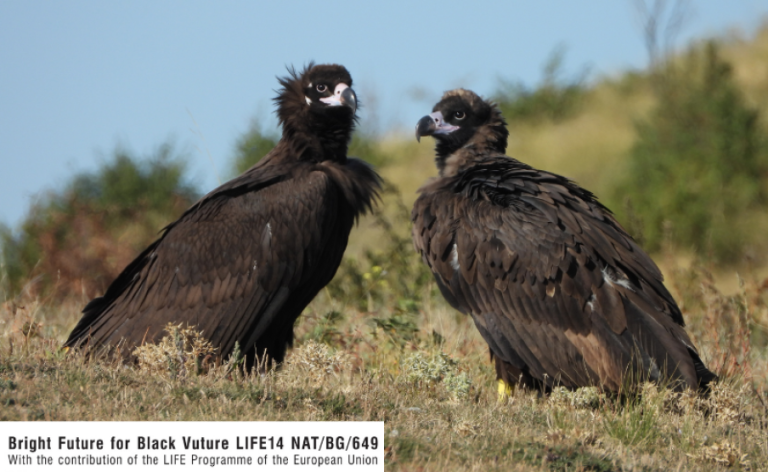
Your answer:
[497,379,513,401]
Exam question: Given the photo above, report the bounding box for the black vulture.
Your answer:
[412,89,715,392]
[65,63,381,368]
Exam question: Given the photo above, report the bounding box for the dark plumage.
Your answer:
[412,89,715,392]
[65,64,381,368]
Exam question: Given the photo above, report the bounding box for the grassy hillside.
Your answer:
[2,257,766,470]
[2,22,768,472]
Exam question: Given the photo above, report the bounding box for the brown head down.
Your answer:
[274,63,357,162]
[415,89,508,176]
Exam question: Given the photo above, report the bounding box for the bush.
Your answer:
[326,184,433,317]
[231,121,279,175]
[494,46,588,123]
[0,144,198,299]
[618,42,768,264]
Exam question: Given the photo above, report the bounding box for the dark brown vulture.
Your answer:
[65,63,381,369]
[412,89,715,392]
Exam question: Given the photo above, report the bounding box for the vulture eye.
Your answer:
[316,84,327,93]
[454,111,466,120]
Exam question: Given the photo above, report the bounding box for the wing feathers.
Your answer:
[66,160,379,366]
[412,154,711,390]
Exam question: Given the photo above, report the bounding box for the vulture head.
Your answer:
[275,63,357,159]
[416,89,508,169]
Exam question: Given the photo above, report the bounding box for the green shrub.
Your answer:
[0,144,198,299]
[618,42,768,264]
[326,183,434,316]
[231,121,279,175]
[494,46,588,123]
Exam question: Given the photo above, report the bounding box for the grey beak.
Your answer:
[415,115,436,142]
[340,87,357,112]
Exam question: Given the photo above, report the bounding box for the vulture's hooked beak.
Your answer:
[320,83,357,112]
[415,111,459,142]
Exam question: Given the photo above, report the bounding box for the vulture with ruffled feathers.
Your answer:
[412,89,715,392]
[65,64,381,368]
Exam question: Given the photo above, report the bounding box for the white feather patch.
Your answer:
[450,244,460,271]
[305,96,311,105]
[648,358,660,380]
[601,267,632,290]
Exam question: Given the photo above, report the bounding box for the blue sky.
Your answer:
[1,1,766,229]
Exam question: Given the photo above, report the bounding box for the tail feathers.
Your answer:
[621,294,705,390]
[64,296,107,348]
[687,347,718,391]
[63,239,160,352]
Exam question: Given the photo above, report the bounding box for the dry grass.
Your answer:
[2,257,768,471]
